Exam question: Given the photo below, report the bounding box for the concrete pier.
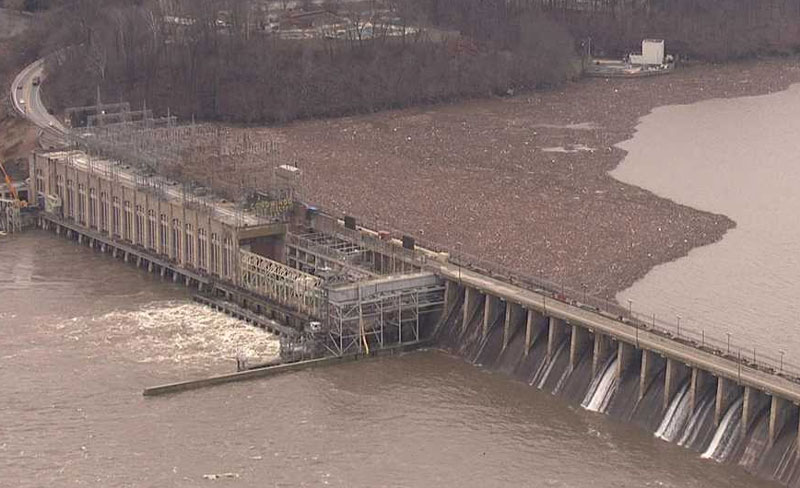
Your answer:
[768,396,797,446]
[462,287,479,335]
[570,324,590,370]
[502,302,524,351]
[714,377,740,426]
[689,368,713,412]
[617,341,635,379]
[524,308,546,356]
[664,358,689,410]
[742,386,769,433]
[639,349,664,401]
[547,317,566,359]
[483,294,500,338]
[592,333,612,377]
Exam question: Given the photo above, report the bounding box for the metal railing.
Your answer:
[305,202,800,384]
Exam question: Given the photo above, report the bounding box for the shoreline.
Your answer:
[220,57,799,300]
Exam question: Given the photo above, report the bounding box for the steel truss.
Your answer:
[324,284,445,357]
[286,231,377,284]
[239,249,324,317]
[0,198,21,233]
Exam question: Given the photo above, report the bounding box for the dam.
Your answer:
[21,144,800,478]
[8,58,800,487]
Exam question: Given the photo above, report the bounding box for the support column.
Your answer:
[569,325,590,369]
[617,341,635,379]
[769,395,791,447]
[502,302,523,351]
[592,333,611,377]
[482,294,499,338]
[547,317,566,359]
[148,262,154,273]
[639,350,663,401]
[664,359,689,410]
[714,376,738,426]
[462,287,476,334]
[689,368,712,412]
[742,386,768,434]
[444,280,460,317]
[524,309,545,356]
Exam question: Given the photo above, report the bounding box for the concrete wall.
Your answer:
[31,151,239,281]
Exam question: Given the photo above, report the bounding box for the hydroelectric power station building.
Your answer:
[29,149,446,357]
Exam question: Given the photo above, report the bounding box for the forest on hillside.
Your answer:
[40,0,577,123]
[10,0,800,124]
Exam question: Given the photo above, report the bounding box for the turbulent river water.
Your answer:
[4,85,798,486]
[2,230,778,487]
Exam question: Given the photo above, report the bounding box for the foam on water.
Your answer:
[678,393,716,448]
[582,356,618,413]
[534,341,567,389]
[701,397,744,461]
[51,300,279,365]
[655,382,691,442]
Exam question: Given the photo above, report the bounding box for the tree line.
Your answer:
[19,0,800,125]
[40,0,578,124]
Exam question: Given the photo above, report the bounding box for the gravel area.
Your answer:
[183,58,800,299]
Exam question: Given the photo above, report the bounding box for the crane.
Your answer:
[0,161,27,208]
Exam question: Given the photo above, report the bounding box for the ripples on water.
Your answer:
[0,225,780,485]
[50,301,280,366]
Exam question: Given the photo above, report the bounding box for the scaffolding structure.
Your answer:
[286,230,378,284]
[323,273,445,356]
[0,198,21,234]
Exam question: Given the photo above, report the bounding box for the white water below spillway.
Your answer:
[582,357,619,413]
[552,362,572,395]
[679,393,716,448]
[702,397,744,462]
[533,341,568,389]
[655,382,691,442]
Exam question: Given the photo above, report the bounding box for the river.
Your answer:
[613,83,800,365]
[1,230,776,485]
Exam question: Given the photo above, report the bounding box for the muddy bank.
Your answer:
[229,58,799,300]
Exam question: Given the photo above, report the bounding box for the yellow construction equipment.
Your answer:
[0,161,26,208]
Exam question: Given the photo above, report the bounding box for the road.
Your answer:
[11,58,68,147]
[432,260,800,404]
[12,59,262,226]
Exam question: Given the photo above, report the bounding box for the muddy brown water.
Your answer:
[613,83,800,366]
[1,231,776,486]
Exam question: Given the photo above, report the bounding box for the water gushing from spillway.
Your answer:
[532,341,567,389]
[581,356,618,413]
[702,397,744,461]
[655,382,691,442]
[679,393,716,448]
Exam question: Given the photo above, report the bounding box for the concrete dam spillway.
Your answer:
[19,146,800,487]
[435,285,800,486]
